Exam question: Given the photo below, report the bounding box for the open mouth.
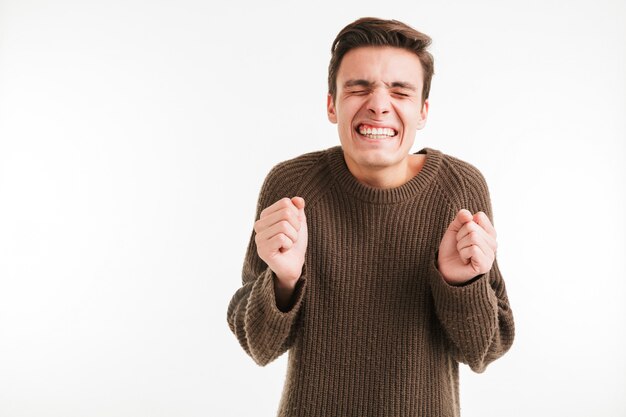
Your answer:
[356,123,398,139]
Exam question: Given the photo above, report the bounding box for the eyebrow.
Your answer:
[388,81,417,91]
[343,79,372,88]
[343,79,417,91]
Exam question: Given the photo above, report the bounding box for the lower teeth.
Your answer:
[363,134,392,139]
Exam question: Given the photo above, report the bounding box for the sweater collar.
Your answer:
[325,145,443,204]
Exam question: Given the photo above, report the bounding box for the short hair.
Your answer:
[328,17,434,106]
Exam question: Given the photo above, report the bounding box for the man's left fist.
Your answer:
[437,209,498,285]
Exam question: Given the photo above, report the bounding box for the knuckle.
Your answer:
[279,233,292,247]
[282,207,294,220]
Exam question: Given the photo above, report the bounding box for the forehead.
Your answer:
[336,46,424,86]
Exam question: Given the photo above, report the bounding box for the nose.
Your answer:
[366,89,390,116]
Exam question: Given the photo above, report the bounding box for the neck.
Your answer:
[344,154,426,189]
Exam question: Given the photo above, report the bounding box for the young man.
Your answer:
[227,17,514,417]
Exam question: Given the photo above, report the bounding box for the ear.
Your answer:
[327,93,337,124]
[416,99,429,130]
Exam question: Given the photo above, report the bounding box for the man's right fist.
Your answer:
[254,196,308,287]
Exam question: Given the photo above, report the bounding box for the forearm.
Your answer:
[273,275,298,312]
[227,266,307,366]
[429,256,515,373]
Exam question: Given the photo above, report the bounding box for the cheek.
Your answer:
[397,105,422,128]
[340,97,366,115]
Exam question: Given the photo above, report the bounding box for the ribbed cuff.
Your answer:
[259,266,307,319]
[243,267,308,366]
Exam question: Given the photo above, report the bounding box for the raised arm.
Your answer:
[429,166,515,373]
[226,167,309,366]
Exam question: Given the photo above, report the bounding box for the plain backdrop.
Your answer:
[1,0,625,416]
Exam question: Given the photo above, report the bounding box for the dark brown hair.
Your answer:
[328,17,434,106]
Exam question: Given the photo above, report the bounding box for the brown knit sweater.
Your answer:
[227,145,514,417]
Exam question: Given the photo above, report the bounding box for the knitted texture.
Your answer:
[227,146,515,417]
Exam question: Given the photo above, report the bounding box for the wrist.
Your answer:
[273,266,303,289]
[274,275,298,291]
[272,273,300,312]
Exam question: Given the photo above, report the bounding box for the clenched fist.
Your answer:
[437,209,498,285]
[254,196,308,289]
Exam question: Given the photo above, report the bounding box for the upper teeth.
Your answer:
[358,125,396,137]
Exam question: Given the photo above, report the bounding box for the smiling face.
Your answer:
[327,46,429,187]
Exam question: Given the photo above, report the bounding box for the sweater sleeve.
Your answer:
[428,164,515,373]
[226,163,308,367]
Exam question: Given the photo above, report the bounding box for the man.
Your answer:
[227,17,514,417]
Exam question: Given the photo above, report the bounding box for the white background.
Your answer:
[1,0,625,416]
